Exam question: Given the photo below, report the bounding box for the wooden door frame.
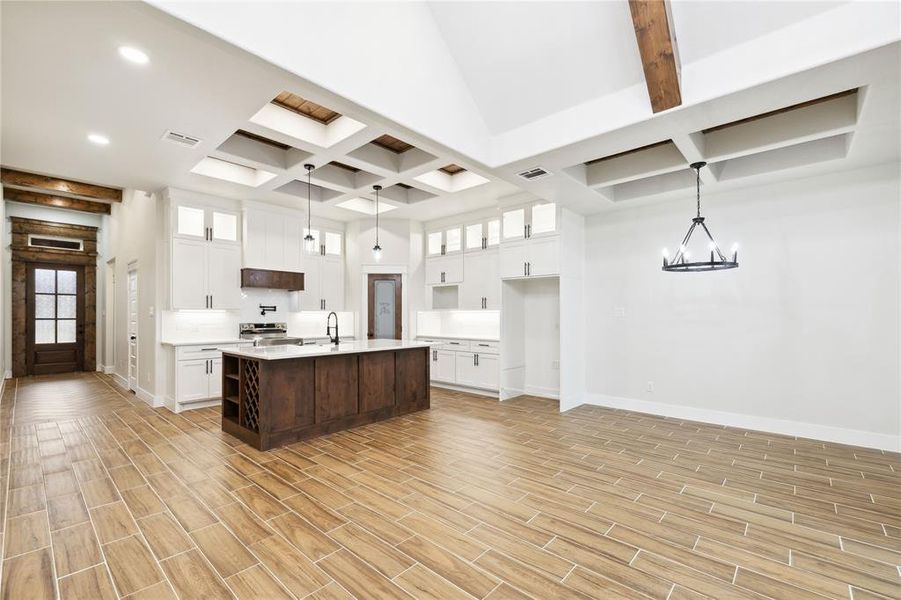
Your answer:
[25,263,86,375]
[127,264,138,391]
[9,217,98,377]
[367,273,402,340]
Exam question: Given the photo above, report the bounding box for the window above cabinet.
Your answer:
[174,203,240,245]
[502,202,556,240]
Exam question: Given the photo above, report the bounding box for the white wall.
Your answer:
[501,277,560,400]
[582,164,900,450]
[107,190,160,397]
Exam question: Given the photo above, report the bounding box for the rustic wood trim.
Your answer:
[4,188,111,214]
[628,0,682,113]
[702,88,859,134]
[272,91,342,124]
[372,134,414,154]
[1,168,122,201]
[584,139,673,166]
[234,129,291,151]
[367,274,403,340]
[439,164,466,175]
[329,161,360,173]
[10,217,98,376]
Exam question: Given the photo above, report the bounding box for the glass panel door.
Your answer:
[502,208,525,240]
[427,231,443,256]
[486,219,501,246]
[33,268,78,344]
[211,210,239,242]
[444,227,462,253]
[176,205,206,238]
[373,280,396,339]
[465,223,483,250]
[530,202,557,236]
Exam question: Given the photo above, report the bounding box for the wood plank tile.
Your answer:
[268,511,339,561]
[8,483,46,517]
[122,581,177,600]
[160,548,233,600]
[90,501,139,543]
[190,522,258,578]
[167,494,218,532]
[225,564,293,600]
[0,547,56,600]
[51,521,103,576]
[47,492,89,530]
[394,563,475,600]
[250,534,331,598]
[138,512,194,560]
[43,469,80,498]
[4,510,50,557]
[475,549,591,600]
[102,534,165,596]
[58,564,117,600]
[329,522,414,578]
[232,484,288,521]
[318,548,414,600]
[398,535,499,598]
[214,501,274,545]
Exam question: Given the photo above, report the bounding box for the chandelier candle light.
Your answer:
[662,162,739,272]
[303,164,316,253]
[372,184,383,261]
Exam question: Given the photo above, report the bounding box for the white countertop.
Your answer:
[161,338,246,347]
[220,339,432,360]
[416,334,500,342]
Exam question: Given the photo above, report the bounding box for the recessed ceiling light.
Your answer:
[118,46,149,65]
[87,133,110,146]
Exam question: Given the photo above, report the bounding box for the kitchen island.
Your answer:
[219,340,431,450]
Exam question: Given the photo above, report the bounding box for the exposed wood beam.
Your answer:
[629,0,682,113]
[0,168,122,202]
[3,188,111,215]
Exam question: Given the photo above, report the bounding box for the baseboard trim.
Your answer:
[4,370,11,380]
[112,372,129,391]
[102,365,115,375]
[500,386,559,402]
[581,393,900,452]
[163,396,220,413]
[136,386,163,409]
[431,382,499,399]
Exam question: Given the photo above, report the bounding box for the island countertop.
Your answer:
[220,339,431,360]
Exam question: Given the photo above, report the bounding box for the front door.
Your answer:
[26,263,84,375]
[367,274,402,340]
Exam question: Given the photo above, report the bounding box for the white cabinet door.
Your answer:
[433,350,456,383]
[502,207,526,241]
[528,237,560,277]
[283,215,303,272]
[172,239,208,309]
[476,354,499,390]
[174,205,207,241]
[210,209,241,245]
[242,209,266,269]
[455,352,478,387]
[263,212,284,269]
[443,254,464,284]
[209,358,222,399]
[425,257,444,285]
[207,245,242,309]
[320,258,343,312]
[499,241,527,279]
[177,359,210,402]
[461,253,484,309]
[529,203,557,237]
[482,251,500,309]
[300,257,322,310]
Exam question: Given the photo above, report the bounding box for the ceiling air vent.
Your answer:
[161,130,202,148]
[516,166,552,181]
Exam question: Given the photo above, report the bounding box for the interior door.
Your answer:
[26,264,84,375]
[128,268,138,390]
[367,274,402,339]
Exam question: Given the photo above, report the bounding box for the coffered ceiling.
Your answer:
[1,1,898,223]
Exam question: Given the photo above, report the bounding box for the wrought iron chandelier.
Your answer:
[662,162,738,272]
[372,184,382,261]
[303,163,316,253]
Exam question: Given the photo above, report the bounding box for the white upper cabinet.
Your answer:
[243,206,302,271]
[295,225,344,311]
[174,203,240,245]
[426,227,463,256]
[502,202,557,240]
[462,250,499,309]
[465,218,501,251]
[324,231,342,257]
[170,196,242,310]
[499,237,559,280]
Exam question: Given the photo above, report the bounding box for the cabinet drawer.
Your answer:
[438,339,469,352]
[470,340,499,355]
[176,343,245,361]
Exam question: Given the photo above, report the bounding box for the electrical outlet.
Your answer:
[551,360,560,370]
[615,307,626,318]
[646,381,655,392]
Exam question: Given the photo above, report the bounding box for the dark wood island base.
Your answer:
[221,345,430,450]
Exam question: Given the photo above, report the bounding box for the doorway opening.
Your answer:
[127,265,138,392]
[25,263,85,375]
[367,273,402,340]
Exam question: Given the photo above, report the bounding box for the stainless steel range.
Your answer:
[239,322,304,347]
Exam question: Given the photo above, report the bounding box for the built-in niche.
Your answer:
[500,277,560,400]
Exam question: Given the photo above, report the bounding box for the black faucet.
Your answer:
[326,311,339,345]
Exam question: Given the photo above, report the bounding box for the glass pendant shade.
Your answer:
[372,184,383,260]
[303,163,315,252]
[662,162,739,272]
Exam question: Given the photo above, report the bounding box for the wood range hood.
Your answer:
[240,268,304,291]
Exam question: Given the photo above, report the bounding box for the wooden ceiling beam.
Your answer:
[0,167,122,202]
[628,0,682,113]
[3,188,111,215]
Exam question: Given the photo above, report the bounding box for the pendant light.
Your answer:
[662,162,738,272]
[303,164,316,253]
[372,185,382,261]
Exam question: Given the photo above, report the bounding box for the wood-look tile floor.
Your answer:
[0,373,899,600]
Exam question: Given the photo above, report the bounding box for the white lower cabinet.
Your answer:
[176,359,210,403]
[422,338,499,392]
[172,344,248,411]
[430,349,456,383]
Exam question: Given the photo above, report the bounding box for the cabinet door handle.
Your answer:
[482,237,486,249]
[210,295,213,309]
[432,350,437,361]
[523,263,527,277]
